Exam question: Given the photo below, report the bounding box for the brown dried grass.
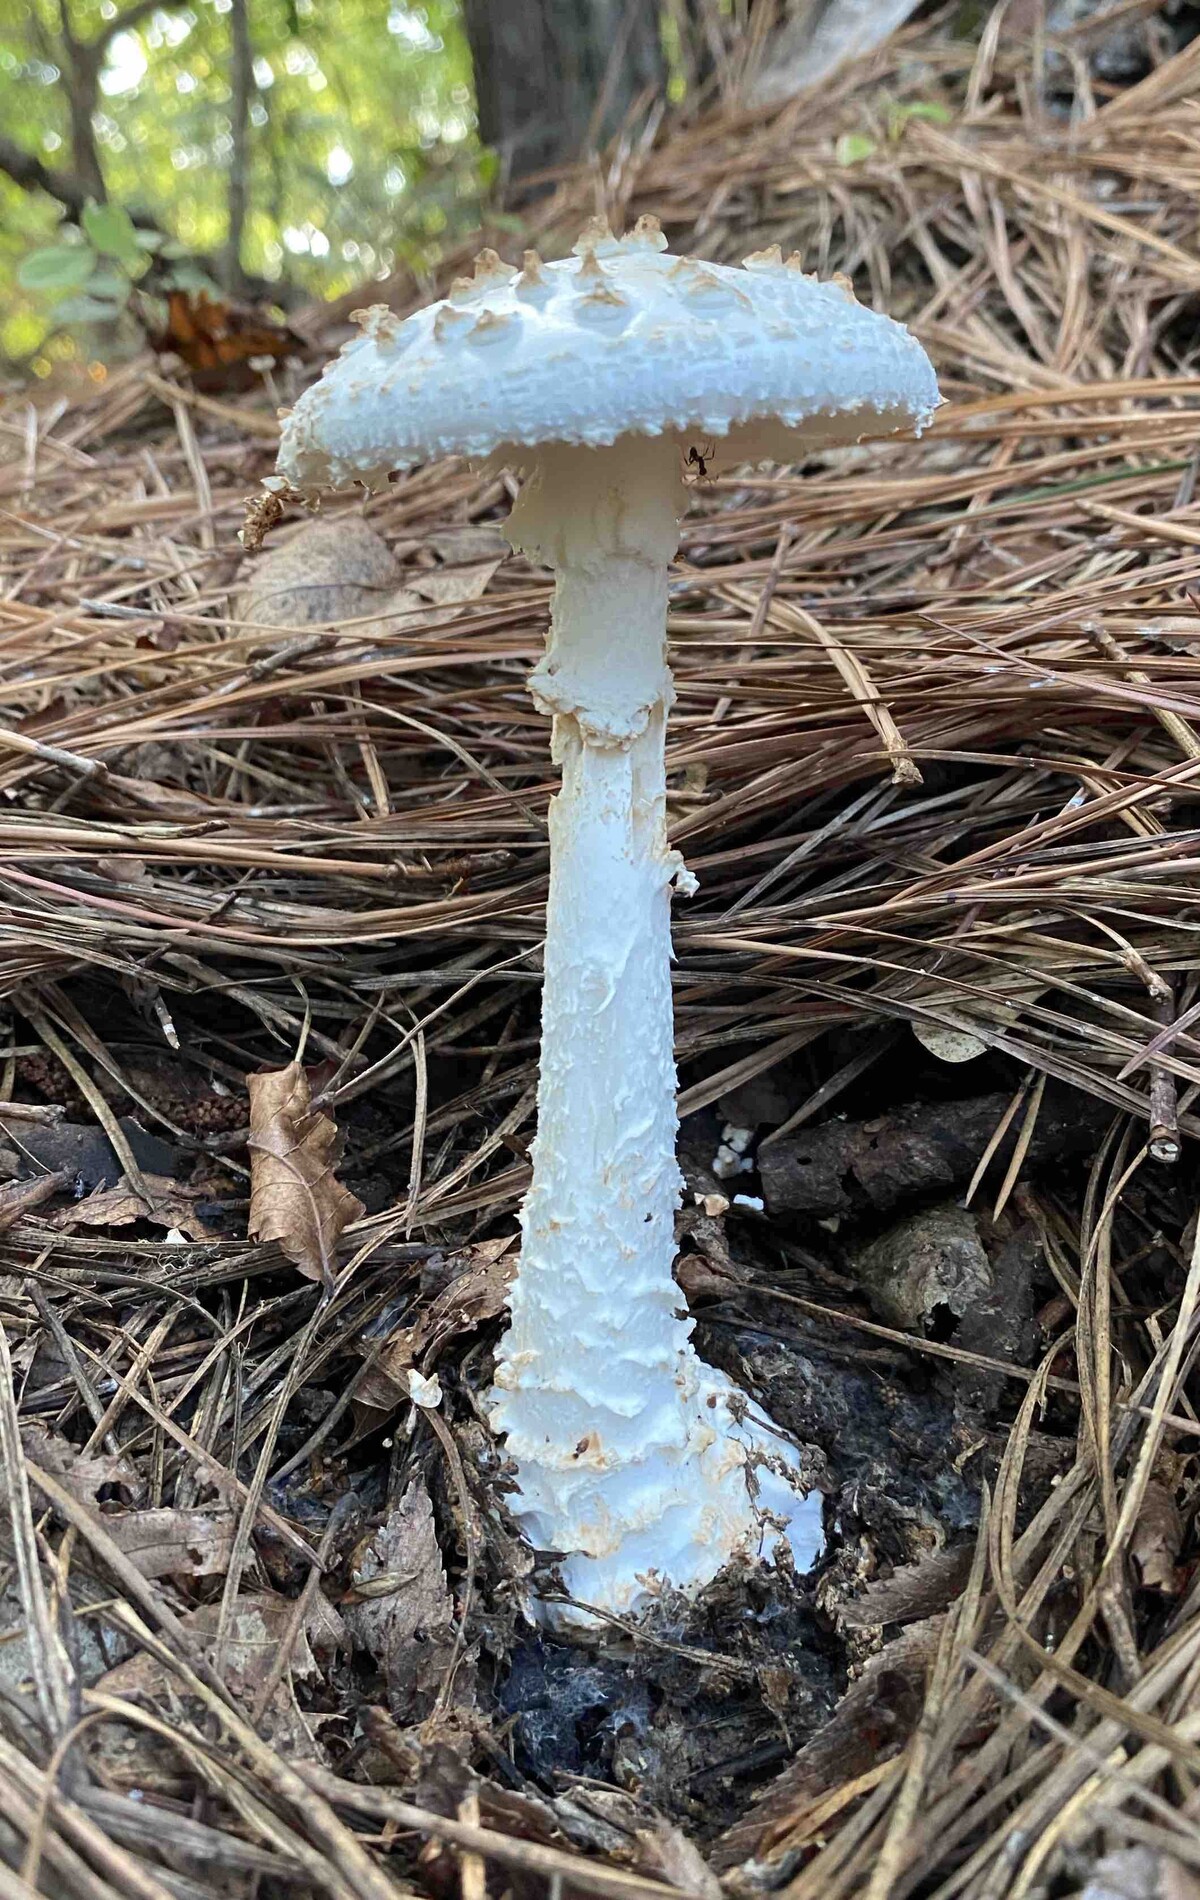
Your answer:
[3,7,1200,1897]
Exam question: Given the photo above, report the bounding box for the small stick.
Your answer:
[0,731,107,780]
[1085,621,1200,766]
[1149,991,1181,1165]
[0,1102,66,1126]
[456,1791,487,1900]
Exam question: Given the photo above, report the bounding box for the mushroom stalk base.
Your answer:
[488,440,822,1625]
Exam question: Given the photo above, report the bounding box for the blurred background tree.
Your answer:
[464,0,666,183]
[0,0,887,375]
[0,0,484,367]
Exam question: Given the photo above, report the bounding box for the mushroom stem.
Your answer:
[489,438,820,1623]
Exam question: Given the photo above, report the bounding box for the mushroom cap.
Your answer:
[278,217,939,494]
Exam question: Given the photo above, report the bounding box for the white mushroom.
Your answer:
[275,215,939,1626]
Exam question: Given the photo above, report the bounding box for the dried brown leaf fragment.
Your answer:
[344,1478,457,1719]
[839,1544,975,1629]
[237,515,412,634]
[247,1061,364,1284]
[408,559,500,605]
[16,1423,137,1506]
[1130,1480,1185,1595]
[51,1171,213,1239]
[356,1236,516,1411]
[100,1589,347,1758]
[104,1507,236,1581]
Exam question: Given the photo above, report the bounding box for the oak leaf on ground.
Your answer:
[247,1061,364,1283]
[99,1591,346,1758]
[51,1171,213,1239]
[1131,1480,1184,1595]
[344,1478,457,1719]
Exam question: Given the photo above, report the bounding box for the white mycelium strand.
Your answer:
[486,438,822,1621]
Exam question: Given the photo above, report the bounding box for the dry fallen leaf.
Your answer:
[912,1020,988,1064]
[356,1237,516,1410]
[675,1251,743,1301]
[674,1197,742,1302]
[402,1747,567,1899]
[716,1620,937,1872]
[839,1544,975,1629]
[344,1478,456,1719]
[237,516,402,633]
[408,559,500,606]
[103,1507,235,1581]
[846,1200,987,1337]
[554,1787,723,1898]
[16,1424,137,1506]
[105,1591,347,1699]
[852,1201,992,1331]
[247,1061,364,1284]
[52,1171,213,1240]
[426,526,508,564]
[100,1590,347,1758]
[97,855,148,884]
[1131,1480,1184,1595]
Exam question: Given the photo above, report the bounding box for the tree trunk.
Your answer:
[463,0,664,185]
[223,0,254,293]
[54,3,106,201]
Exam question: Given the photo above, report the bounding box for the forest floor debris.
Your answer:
[3,7,1200,1897]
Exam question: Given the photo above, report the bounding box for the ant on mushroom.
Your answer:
[686,437,716,482]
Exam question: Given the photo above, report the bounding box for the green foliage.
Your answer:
[835,100,953,168]
[16,244,95,291]
[834,131,876,166]
[80,200,144,265]
[886,99,953,136]
[18,198,220,334]
[1,0,481,366]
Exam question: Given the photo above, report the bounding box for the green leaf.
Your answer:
[17,246,97,293]
[133,228,166,251]
[903,100,953,123]
[887,99,954,139]
[164,261,221,296]
[53,294,124,324]
[81,200,142,263]
[84,268,134,301]
[834,131,876,166]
